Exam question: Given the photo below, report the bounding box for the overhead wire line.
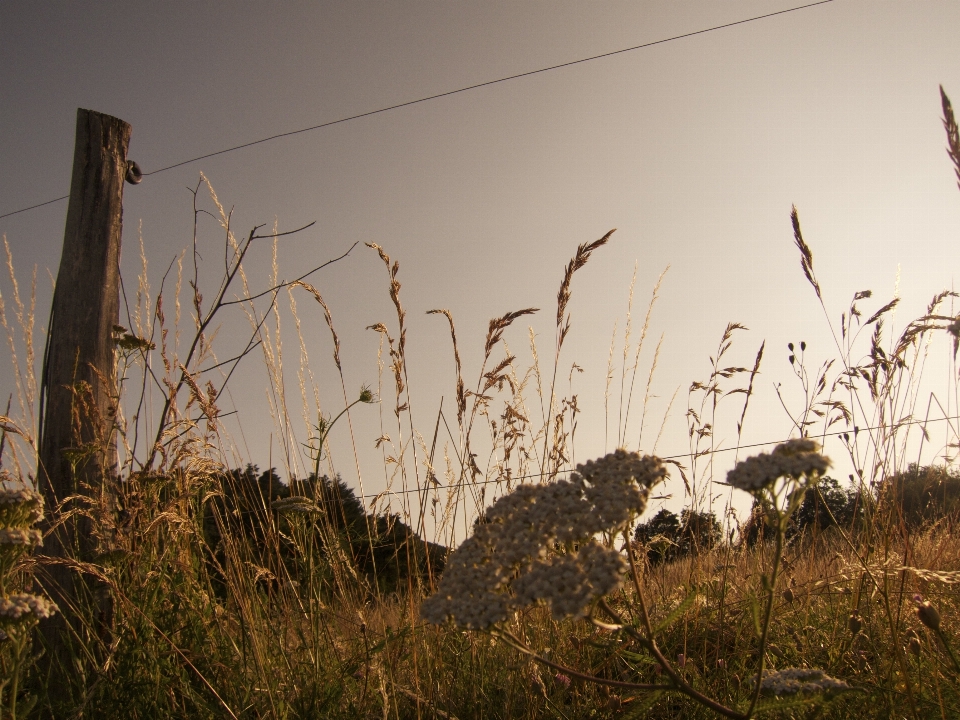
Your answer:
[0,0,836,221]
[0,195,71,220]
[357,411,958,501]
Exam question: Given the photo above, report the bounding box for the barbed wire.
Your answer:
[355,411,958,501]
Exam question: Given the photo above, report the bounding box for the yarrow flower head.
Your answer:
[0,475,43,527]
[726,438,830,493]
[421,450,666,629]
[758,668,851,697]
[0,528,42,547]
[0,593,57,625]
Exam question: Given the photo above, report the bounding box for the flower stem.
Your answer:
[743,500,785,719]
[597,599,747,719]
[494,628,670,692]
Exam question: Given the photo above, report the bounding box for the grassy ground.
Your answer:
[1,90,960,719]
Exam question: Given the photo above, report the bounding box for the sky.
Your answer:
[2,0,960,534]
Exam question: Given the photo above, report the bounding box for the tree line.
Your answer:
[633,463,960,565]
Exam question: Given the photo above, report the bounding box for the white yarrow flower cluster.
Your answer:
[0,486,41,506]
[0,593,57,623]
[759,668,851,696]
[0,528,42,546]
[422,450,667,629]
[726,439,830,493]
[512,542,627,620]
[0,472,57,633]
[0,480,43,527]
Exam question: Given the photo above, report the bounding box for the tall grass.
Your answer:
[0,91,956,718]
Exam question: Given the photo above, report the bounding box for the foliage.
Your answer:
[790,475,863,536]
[202,464,446,598]
[881,462,960,531]
[634,507,722,564]
[742,474,865,546]
[0,476,52,719]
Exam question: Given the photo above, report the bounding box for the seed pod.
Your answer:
[906,629,922,657]
[848,614,862,635]
[855,651,867,672]
[917,601,941,631]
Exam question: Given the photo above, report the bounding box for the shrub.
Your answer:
[789,475,864,538]
[881,463,960,530]
[634,507,722,564]
[201,465,445,598]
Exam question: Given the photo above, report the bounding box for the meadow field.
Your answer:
[1,93,960,719]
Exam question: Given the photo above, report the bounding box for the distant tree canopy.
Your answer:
[202,464,446,598]
[791,475,863,534]
[204,460,960,585]
[880,463,960,530]
[741,475,864,546]
[633,508,722,565]
[739,463,960,547]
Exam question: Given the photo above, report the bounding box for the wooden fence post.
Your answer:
[38,108,131,689]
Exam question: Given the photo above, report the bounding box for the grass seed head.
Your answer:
[914,595,942,631]
[906,629,922,656]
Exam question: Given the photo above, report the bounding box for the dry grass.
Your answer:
[0,93,958,720]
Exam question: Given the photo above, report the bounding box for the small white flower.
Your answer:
[759,668,851,696]
[512,542,627,620]
[0,482,44,526]
[727,439,829,492]
[0,527,42,546]
[421,451,665,628]
[0,593,57,622]
[0,487,42,506]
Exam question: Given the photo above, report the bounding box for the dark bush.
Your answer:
[202,465,446,598]
[740,499,776,547]
[881,463,960,530]
[741,475,863,546]
[790,475,864,538]
[634,508,722,564]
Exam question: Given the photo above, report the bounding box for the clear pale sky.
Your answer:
[3,1,960,528]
